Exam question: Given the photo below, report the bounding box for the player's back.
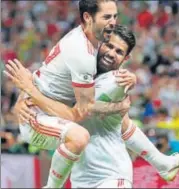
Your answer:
[33,25,97,107]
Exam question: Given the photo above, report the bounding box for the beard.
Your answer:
[97,53,107,75]
[97,51,124,75]
[93,21,114,42]
[97,51,115,75]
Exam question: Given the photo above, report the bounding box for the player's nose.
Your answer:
[108,50,115,60]
[108,17,116,27]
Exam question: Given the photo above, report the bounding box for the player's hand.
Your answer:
[113,69,137,93]
[13,98,36,124]
[73,103,91,122]
[4,59,33,92]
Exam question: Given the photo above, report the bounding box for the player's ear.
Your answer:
[124,55,130,61]
[83,12,92,25]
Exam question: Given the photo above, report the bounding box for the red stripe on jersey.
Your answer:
[72,82,94,88]
[45,43,61,64]
[81,25,95,56]
[87,41,90,54]
[87,40,95,55]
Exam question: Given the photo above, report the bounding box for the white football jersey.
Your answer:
[71,71,133,188]
[33,25,97,107]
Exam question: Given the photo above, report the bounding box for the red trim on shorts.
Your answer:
[57,147,79,162]
[30,119,61,138]
[30,121,60,138]
[35,118,62,133]
[72,82,94,88]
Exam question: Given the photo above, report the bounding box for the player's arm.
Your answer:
[4,59,82,122]
[25,86,81,121]
[92,96,130,116]
[5,59,130,120]
[73,85,130,117]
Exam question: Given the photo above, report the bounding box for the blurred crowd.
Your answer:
[1,1,179,156]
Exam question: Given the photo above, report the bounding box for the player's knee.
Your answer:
[65,126,90,152]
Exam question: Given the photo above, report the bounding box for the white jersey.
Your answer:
[71,71,133,188]
[33,25,97,107]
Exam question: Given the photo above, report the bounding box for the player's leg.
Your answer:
[43,117,90,188]
[121,114,179,181]
[97,179,132,188]
[20,114,90,188]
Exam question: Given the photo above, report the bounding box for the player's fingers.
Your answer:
[115,69,127,75]
[115,73,132,79]
[117,81,131,87]
[19,114,29,124]
[20,108,35,121]
[3,70,14,80]
[22,105,36,118]
[124,84,132,93]
[25,98,35,106]
[118,69,127,73]
[13,59,23,69]
[5,64,17,76]
[7,60,19,71]
[116,77,132,83]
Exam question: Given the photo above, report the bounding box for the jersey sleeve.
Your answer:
[64,47,96,88]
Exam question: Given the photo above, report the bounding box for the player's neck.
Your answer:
[85,32,98,49]
[81,24,98,49]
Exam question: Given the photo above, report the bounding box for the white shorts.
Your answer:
[97,179,132,188]
[19,105,77,150]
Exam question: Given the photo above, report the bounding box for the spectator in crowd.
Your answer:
[156,134,174,155]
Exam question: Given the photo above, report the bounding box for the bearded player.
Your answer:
[70,25,179,188]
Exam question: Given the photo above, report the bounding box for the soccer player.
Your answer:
[4,0,131,188]
[70,25,179,188]
[6,25,179,188]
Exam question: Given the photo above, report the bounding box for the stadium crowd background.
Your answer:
[1,0,179,161]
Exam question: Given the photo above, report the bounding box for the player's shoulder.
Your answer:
[60,25,95,57]
[61,25,86,49]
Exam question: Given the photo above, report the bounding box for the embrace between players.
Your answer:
[5,0,179,188]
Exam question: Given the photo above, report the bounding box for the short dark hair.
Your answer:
[79,0,117,23]
[112,25,136,56]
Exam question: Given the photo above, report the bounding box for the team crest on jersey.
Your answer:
[83,73,93,81]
